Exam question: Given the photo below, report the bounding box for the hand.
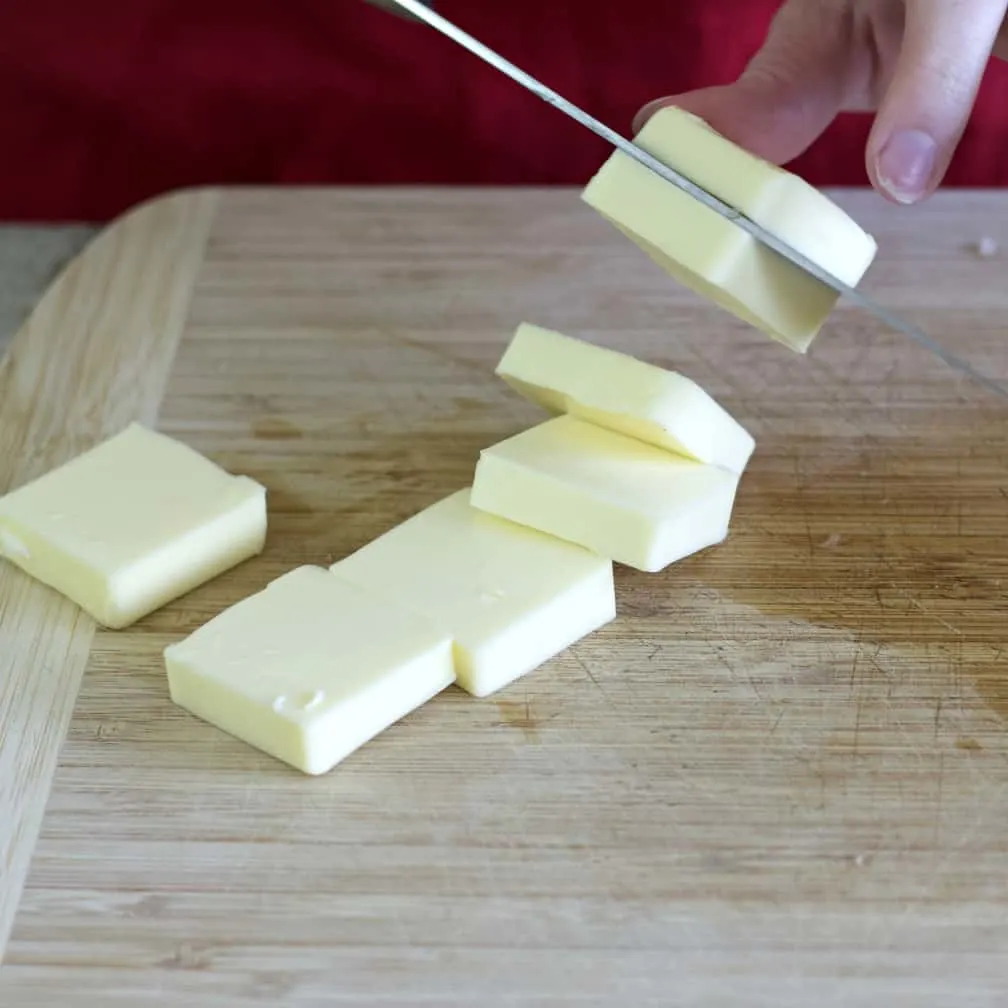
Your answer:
[635,0,1008,204]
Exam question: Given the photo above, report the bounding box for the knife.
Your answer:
[375,0,1008,401]
[365,0,434,21]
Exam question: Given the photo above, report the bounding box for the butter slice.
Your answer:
[0,423,266,628]
[581,106,877,352]
[165,565,455,774]
[471,416,740,573]
[331,489,615,698]
[496,322,755,474]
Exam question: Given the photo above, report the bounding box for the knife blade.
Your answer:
[379,0,1008,401]
[364,0,435,22]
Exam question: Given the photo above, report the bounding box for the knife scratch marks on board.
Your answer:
[851,695,864,760]
[714,644,767,706]
[933,751,945,846]
[848,637,861,698]
[571,649,617,711]
[903,593,963,636]
[768,708,785,737]
[382,330,489,380]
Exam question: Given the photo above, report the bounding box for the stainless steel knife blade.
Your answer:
[379,0,1008,400]
[365,0,435,22]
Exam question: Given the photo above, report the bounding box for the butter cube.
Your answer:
[0,423,266,628]
[496,322,755,474]
[165,565,455,774]
[331,489,615,698]
[581,106,877,352]
[470,416,740,573]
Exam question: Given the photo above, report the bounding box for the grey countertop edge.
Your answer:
[0,225,99,355]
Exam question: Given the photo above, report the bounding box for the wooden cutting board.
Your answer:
[2,187,1008,1006]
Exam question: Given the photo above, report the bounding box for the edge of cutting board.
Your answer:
[0,186,222,957]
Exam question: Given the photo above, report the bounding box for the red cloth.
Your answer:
[1,0,1006,221]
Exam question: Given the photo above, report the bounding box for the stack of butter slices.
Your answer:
[472,323,752,572]
[1,106,878,775]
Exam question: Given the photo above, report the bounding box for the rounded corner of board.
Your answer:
[112,185,223,228]
[1,183,225,475]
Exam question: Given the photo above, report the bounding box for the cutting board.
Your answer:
[2,187,1008,1006]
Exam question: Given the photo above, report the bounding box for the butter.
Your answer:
[581,106,877,352]
[0,423,266,628]
[496,322,755,474]
[331,489,615,698]
[165,565,455,774]
[470,416,740,572]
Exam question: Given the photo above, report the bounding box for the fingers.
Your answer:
[868,0,1008,203]
[634,0,853,165]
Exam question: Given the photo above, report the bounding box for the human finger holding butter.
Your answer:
[636,0,1008,206]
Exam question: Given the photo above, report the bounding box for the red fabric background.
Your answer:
[1,0,1007,222]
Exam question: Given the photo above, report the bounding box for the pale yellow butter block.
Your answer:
[470,416,740,573]
[0,423,266,628]
[496,322,755,474]
[331,489,615,698]
[165,565,455,775]
[580,106,877,352]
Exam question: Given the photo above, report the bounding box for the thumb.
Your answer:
[868,0,1008,204]
[634,0,851,165]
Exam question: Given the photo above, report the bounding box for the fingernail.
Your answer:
[876,129,937,204]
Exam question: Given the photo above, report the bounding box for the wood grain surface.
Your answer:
[2,186,1008,1006]
[0,190,218,955]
